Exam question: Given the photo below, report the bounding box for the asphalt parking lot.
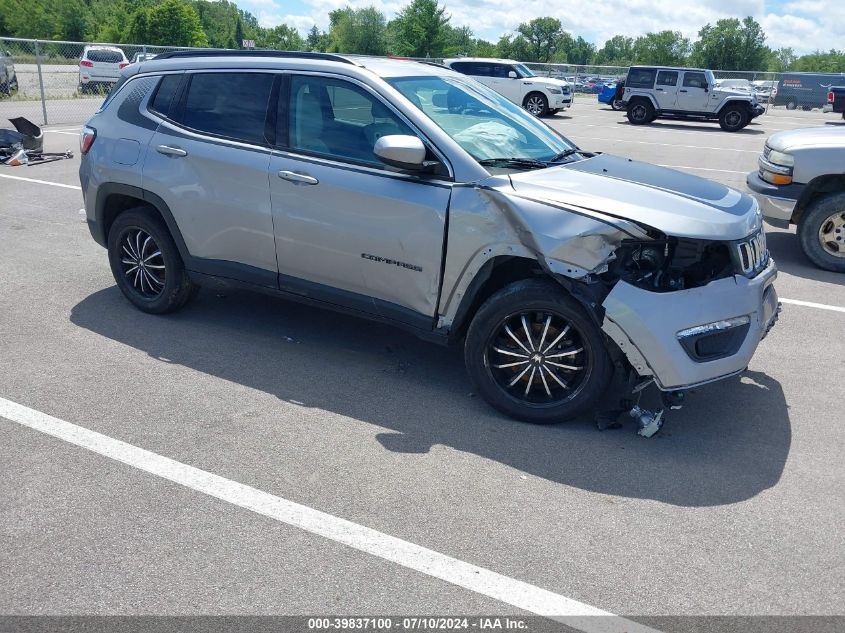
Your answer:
[1,103,843,631]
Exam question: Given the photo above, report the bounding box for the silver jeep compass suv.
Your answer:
[80,51,779,424]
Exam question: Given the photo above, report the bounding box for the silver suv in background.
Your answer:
[623,65,765,131]
[79,51,778,426]
[443,58,572,116]
[78,45,128,93]
[747,127,845,272]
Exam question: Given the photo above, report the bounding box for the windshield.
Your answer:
[387,75,575,163]
[514,63,535,78]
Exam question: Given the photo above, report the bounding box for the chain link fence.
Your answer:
[2,36,843,126]
[0,37,201,126]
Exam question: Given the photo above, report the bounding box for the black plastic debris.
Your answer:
[1,117,72,166]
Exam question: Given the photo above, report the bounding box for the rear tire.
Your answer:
[797,193,845,273]
[464,279,613,424]
[627,99,654,125]
[719,105,749,132]
[107,207,198,314]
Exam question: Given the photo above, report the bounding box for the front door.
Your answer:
[269,74,451,324]
[677,71,710,111]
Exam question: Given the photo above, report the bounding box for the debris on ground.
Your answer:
[1,117,74,166]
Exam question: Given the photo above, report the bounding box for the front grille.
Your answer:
[735,229,769,277]
[562,86,571,95]
[762,144,771,160]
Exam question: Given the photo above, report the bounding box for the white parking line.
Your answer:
[781,298,845,314]
[0,396,658,633]
[0,173,81,190]
[577,138,758,153]
[656,165,746,174]
[46,130,82,136]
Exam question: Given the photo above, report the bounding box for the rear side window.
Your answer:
[450,62,472,74]
[627,68,655,88]
[87,50,124,63]
[149,74,181,118]
[682,72,707,89]
[656,71,678,87]
[180,72,274,145]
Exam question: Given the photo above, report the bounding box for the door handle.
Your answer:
[156,145,187,157]
[656,88,664,92]
[679,89,688,93]
[278,170,319,186]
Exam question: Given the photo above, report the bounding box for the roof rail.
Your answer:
[153,49,358,65]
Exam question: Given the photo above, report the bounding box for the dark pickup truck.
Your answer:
[824,86,845,118]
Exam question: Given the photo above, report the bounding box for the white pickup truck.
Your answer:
[747,127,845,272]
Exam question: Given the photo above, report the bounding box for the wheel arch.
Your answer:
[791,175,845,225]
[628,94,658,110]
[716,98,753,115]
[95,183,191,261]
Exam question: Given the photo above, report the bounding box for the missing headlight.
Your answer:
[605,237,735,292]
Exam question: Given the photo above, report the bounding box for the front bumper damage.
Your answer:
[601,260,779,391]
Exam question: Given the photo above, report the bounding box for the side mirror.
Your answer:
[704,85,709,93]
[508,71,518,79]
[374,135,427,171]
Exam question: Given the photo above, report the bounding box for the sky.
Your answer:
[236,0,844,55]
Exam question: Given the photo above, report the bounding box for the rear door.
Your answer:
[268,73,450,324]
[142,71,279,285]
[654,70,679,109]
[677,70,710,111]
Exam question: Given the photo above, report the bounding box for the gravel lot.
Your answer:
[0,104,842,632]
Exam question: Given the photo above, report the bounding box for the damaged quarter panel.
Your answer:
[438,175,649,327]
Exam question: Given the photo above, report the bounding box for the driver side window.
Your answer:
[287,75,415,166]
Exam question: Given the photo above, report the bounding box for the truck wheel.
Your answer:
[464,279,613,424]
[798,193,845,273]
[627,99,653,125]
[107,207,199,313]
[523,92,549,117]
[786,99,797,110]
[719,105,748,132]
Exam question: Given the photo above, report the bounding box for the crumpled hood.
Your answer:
[506,154,762,241]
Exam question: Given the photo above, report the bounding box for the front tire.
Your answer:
[611,99,624,111]
[786,99,797,110]
[798,193,845,273]
[719,105,748,131]
[464,279,613,424]
[107,207,198,313]
[523,92,549,117]
[627,99,654,125]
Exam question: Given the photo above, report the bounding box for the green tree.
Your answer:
[692,16,767,70]
[327,6,387,55]
[128,0,208,47]
[392,0,450,58]
[564,36,595,65]
[515,17,565,63]
[767,47,796,72]
[305,25,329,52]
[258,24,304,51]
[790,50,845,73]
[234,17,244,48]
[595,35,635,65]
[443,24,474,57]
[633,31,690,66]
